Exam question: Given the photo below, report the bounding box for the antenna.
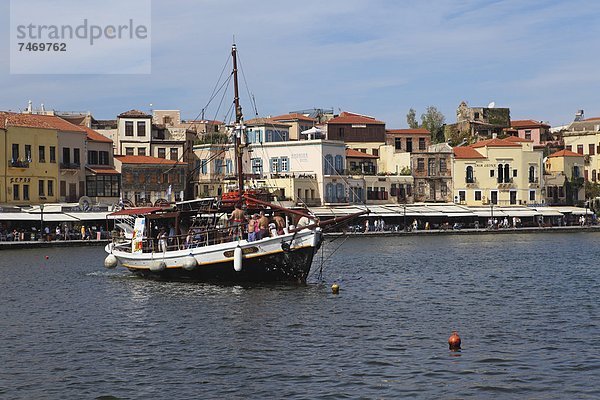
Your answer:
[488,101,495,108]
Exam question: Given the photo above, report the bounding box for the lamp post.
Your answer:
[40,203,44,241]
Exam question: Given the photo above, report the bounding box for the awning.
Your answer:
[86,167,120,175]
[535,208,564,217]
[0,213,39,221]
[69,212,111,220]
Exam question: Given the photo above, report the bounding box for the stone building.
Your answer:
[445,101,511,144]
[411,143,453,203]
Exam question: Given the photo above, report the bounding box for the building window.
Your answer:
[529,166,536,183]
[50,146,56,163]
[281,157,289,172]
[158,148,166,158]
[251,158,262,175]
[395,138,402,150]
[39,146,45,163]
[170,148,178,161]
[590,144,595,155]
[13,184,19,200]
[88,150,98,165]
[25,145,32,162]
[339,127,344,138]
[406,138,413,152]
[524,130,531,140]
[593,170,597,182]
[490,169,494,177]
[417,158,425,172]
[137,121,146,136]
[226,159,233,174]
[201,159,208,174]
[566,145,572,151]
[137,148,146,156]
[215,159,224,174]
[491,190,498,204]
[23,184,29,201]
[372,149,379,156]
[99,151,109,165]
[334,155,343,173]
[270,158,279,173]
[577,144,584,154]
[324,154,334,175]
[39,180,45,196]
[573,166,580,178]
[418,138,426,150]
[441,183,447,197]
[12,144,19,162]
[513,169,518,177]
[48,180,54,196]
[125,121,134,136]
[529,190,535,201]
[86,175,121,197]
[466,166,474,183]
[440,158,447,173]
[62,147,71,164]
[125,147,134,156]
[74,148,80,165]
[458,190,465,202]
[428,158,436,176]
[475,190,482,201]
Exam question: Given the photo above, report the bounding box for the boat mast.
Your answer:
[232,43,244,199]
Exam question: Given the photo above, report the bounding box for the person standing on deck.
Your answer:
[257,211,269,240]
[247,214,258,242]
[273,213,285,235]
[229,203,246,240]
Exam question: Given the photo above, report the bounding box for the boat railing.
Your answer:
[112,223,251,253]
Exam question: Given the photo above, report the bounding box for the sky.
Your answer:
[1,0,600,128]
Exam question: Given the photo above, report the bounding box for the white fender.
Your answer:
[104,254,118,269]
[234,246,243,272]
[183,255,198,271]
[150,260,166,272]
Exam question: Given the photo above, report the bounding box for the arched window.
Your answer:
[504,164,510,183]
[497,164,504,183]
[466,166,474,183]
[324,154,333,175]
[334,155,344,174]
[529,166,535,183]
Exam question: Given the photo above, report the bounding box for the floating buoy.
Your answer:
[331,283,340,294]
[45,255,49,260]
[150,260,166,272]
[448,331,461,351]
[104,254,118,269]
[182,255,198,271]
[233,246,243,272]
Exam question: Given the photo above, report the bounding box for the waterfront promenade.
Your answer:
[0,239,107,251]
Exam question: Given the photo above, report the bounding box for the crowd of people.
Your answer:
[231,204,288,242]
[0,223,107,242]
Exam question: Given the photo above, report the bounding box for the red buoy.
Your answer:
[45,256,49,260]
[448,331,461,351]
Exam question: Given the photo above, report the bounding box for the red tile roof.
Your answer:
[118,109,151,118]
[271,113,317,122]
[0,111,85,132]
[115,155,186,165]
[86,166,120,175]
[453,147,486,159]
[471,138,522,148]
[81,126,113,143]
[346,148,379,159]
[511,119,550,128]
[386,128,430,135]
[327,112,384,125]
[505,135,533,143]
[547,149,584,158]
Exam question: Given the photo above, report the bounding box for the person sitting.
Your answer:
[273,214,285,235]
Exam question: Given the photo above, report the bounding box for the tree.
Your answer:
[406,108,419,129]
[420,106,446,144]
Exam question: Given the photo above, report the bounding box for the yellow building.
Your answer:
[0,112,65,204]
[562,117,600,181]
[452,137,544,206]
[544,149,585,205]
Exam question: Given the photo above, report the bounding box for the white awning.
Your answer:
[69,212,111,220]
[535,208,564,216]
[0,213,39,221]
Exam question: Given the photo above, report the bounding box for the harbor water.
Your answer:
[1,232,599,399]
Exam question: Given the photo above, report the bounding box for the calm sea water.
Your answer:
[1,233,599,399]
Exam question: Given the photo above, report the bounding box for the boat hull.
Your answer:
[106,229,322,284]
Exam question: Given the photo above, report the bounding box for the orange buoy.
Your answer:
[448,331,461,351]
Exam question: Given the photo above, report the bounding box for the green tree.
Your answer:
[406,108,419,129]
[420,106,446,144]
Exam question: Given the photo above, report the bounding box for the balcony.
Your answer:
[465,177,477,187]
[324,197,348,204]
[60,162,81,170]
[9,159,30,168]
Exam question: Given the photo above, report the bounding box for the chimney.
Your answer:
[575,110,584,121]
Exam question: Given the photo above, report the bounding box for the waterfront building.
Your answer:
[561,114,600,182]
[326,112,385,156]
[83,126,121,206]
[510,119,552,147]
[544,149,585,205]
[270,113,317,141]
[115,155,187,205]
[193,139,347,205]
[452,136,544,206]
[245,118,290,144]
[115,110,152,156]
[346,148,378,175]
[0,112,68,204]
[411,143,453,203]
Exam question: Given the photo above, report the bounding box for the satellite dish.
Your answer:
[78,196,92,212]
[488,101,496,108]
